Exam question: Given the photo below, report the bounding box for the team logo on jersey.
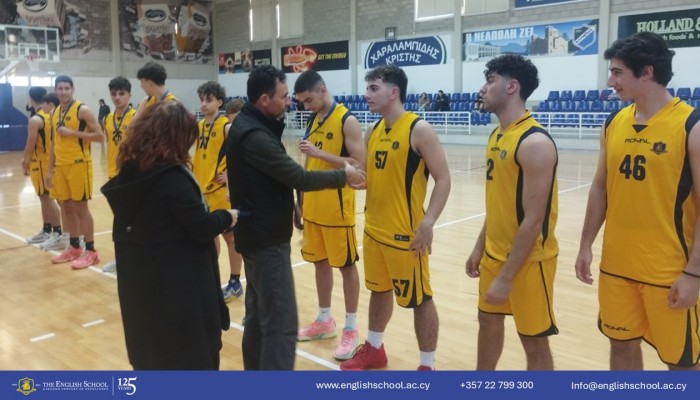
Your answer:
[392,141,400,150]
[326,132,334,140]
[651,141,667,155]
[499,150,507,160]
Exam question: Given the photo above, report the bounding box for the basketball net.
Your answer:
[25,55,41,73]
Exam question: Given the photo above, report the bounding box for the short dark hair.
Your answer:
[197,81,226,101]
[55,75,73,87]
[365,64,408,103]
[247,65,286,104]
[136,62,167,85]
[604,31,674,86]
[483,54,540,101]
[41,93,59,107]
[29,87,47,103]
[294,70,324,94]
[108,76,132,92]
[225,98,246,115]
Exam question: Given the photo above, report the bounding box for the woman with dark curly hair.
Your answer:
[101,101,238,370]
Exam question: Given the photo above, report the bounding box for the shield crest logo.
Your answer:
[651,141,667,155]
[572,25,596,51]
[16,377,37,396]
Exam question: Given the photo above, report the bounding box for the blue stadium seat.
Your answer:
[560,90,572,101]
[600,89,612,100]
[549,101,562,112]
[537,101,549,112]
[575,101,589,112]
[573,90,586,102]
[677,87,691,100]
[692,88,700,100]
[459,101,469,111]
[561,101,574,112]
[590,100,603,112]
[547,91,560,101]
[691,100,699,109]
[471,92,480,102]
[480,113,491,125]
[586,90,600,101]
[406,93,416,103]
[667,88,675,97]
[460,92,470,102]
[604,100,620,112]
[450,93,460,102]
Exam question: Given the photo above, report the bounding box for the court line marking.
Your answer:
[30,333,55,342]
[82,319,105,328]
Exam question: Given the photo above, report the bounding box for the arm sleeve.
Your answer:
[161,170,233,244]
[243,131,347,191]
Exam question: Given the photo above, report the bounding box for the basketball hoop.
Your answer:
[25,55,41,73]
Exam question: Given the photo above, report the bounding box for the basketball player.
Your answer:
[45,75,104,269]
[22,87,61,245]
[575,31,700,370]
[465,54,559,370]
[102,77,136,273]
[340,64,451,371]
[193,81,244,302]
[136,62,177,113]
[293,70,365,360]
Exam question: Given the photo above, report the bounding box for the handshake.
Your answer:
[343,161,366,188]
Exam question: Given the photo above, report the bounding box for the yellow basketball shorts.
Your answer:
[599,272,700,368]
[29,159,49,196]
[52,162,92,202]
[478,255,558,337]
[204,186,231,212]
[362,233,432,308]
[301,221,358,267]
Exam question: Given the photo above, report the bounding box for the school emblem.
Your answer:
[392,141,400,150]
[500,149,507,160]
[16,377,37,396]
[651,141,667,155]
[326,132,334,140]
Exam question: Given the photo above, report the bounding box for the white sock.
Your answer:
[317,307,332,322]
[366,330,384,348]
[344,313,357,330]
[419,351,435,368]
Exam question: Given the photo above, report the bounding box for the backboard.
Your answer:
[0,24,60,64]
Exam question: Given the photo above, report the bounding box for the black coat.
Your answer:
[101,162,232,370]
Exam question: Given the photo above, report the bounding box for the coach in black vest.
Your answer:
[225,65,364,370]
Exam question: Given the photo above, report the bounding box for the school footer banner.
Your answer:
[1,371,698,399]
[218,49,272,74]
[118,0,214,64]
[280,40,349,73]
[515,0,588,8]
[462,19,598,61]
[618,8,700,49]
[363,35,447,69]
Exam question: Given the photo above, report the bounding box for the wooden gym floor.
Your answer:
[0,138,667,370]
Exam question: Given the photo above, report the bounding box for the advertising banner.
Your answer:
[364,36,447,69]
[462,19,598,61]
[281,40,349,72]
[219,49,272,74]
[515,0,587,9]
[618,8,700,48]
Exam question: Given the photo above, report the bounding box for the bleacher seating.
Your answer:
[600,89,612,100]
[677,87,691,101]
[573,90,585,102]
[692,88,700,100]
[547,91,559,101]
[586,90,600,101]
[560,90,572,101]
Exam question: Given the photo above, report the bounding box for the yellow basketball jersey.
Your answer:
[31,110,51,163]
[365,112,426,249]
[484,111,559,262]
[193,115,228,195]
[141,91,178,111]
[51,100,91,166]
[303,103,356,226]
[601,99,700,285]
[105,107,136,178]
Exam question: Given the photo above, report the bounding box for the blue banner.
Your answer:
[515,0,588,8]
[364,36,447,69]
[462,19,598,61]
[2,371,698,400]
